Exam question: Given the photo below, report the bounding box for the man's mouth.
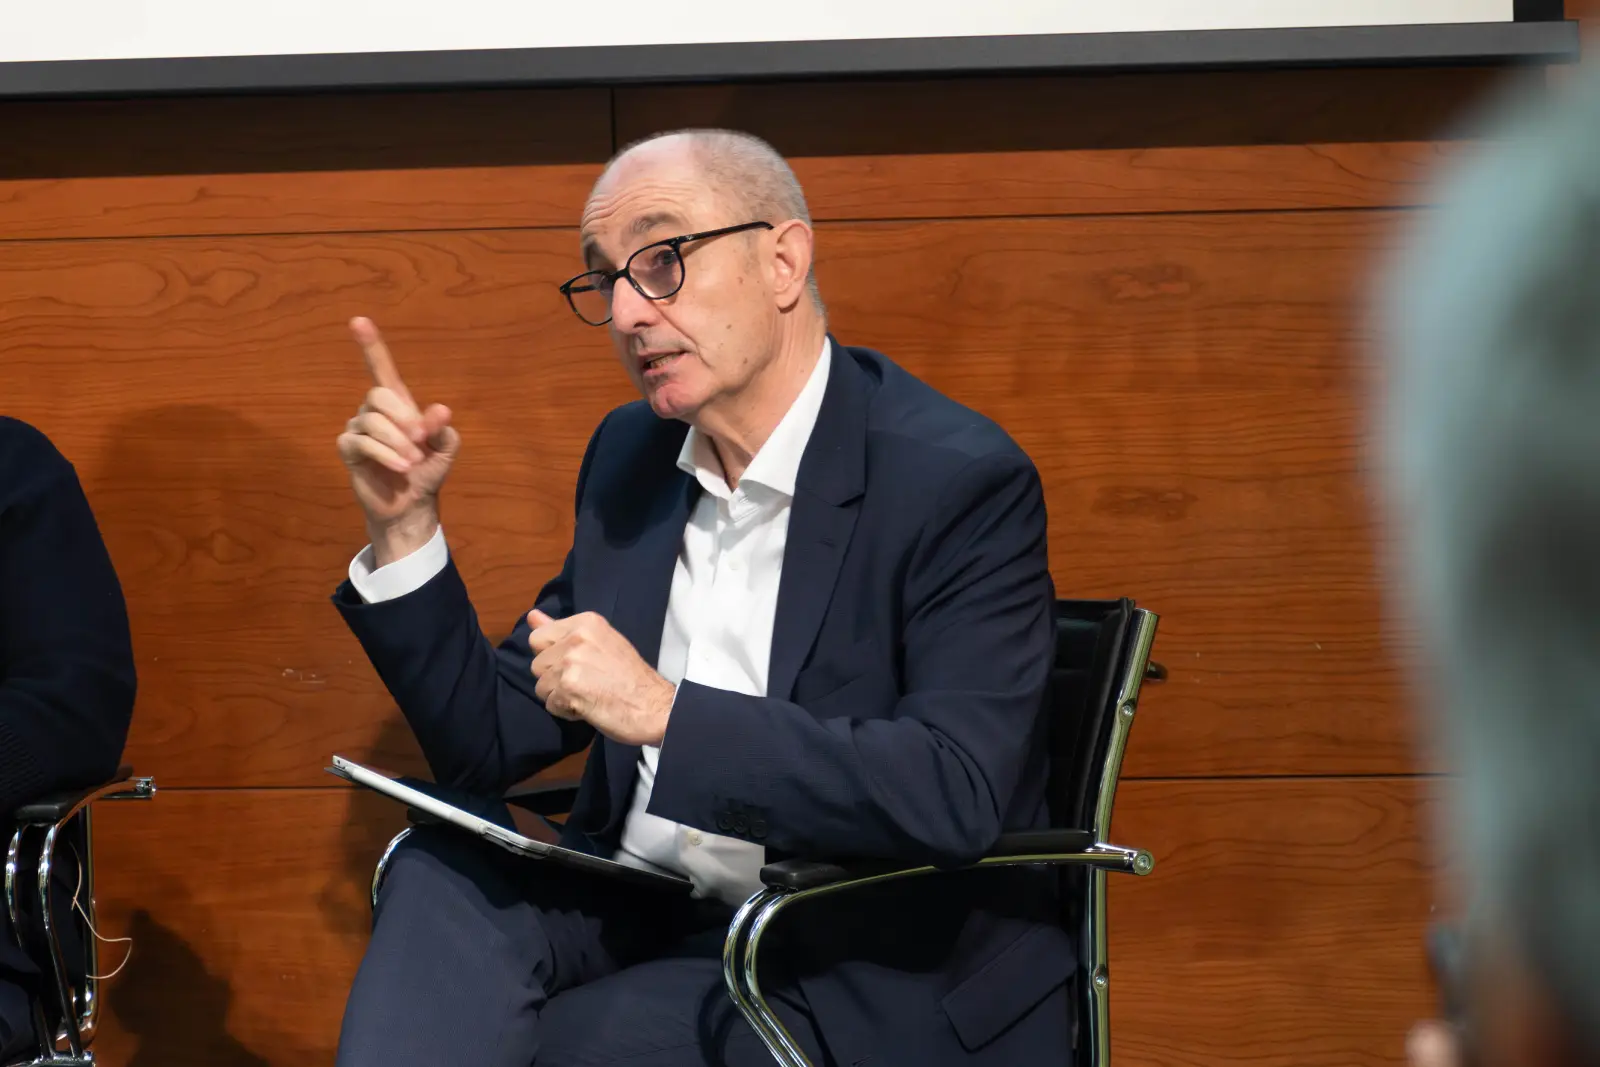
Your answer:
[639,351,681,372]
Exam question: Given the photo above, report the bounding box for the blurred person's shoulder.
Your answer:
[0,417,78,510]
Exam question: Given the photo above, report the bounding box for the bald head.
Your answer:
[602,129,811,225]
[595,129,822,308]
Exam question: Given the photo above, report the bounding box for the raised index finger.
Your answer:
[350,316,415,407]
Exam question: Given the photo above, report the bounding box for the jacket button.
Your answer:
[750,819,768,839]
[732,816,749,834]
[716,813,734,832]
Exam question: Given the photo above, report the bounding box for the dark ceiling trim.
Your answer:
[1514,0,1565,20]
[0,19,1580,101]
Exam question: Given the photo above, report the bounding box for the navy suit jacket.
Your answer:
[335,342,1073,1066]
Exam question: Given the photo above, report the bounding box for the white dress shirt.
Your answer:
[348,340,833,907]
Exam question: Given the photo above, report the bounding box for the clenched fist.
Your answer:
[528,610,676,746]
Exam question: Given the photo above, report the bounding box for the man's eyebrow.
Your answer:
[630,211,686,238]
[580,211,689,271]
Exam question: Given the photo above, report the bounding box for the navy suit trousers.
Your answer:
[336,828,829,1067]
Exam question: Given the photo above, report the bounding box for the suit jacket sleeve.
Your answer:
[647,450,1054,868]
[0,454,136,814]
[331,418,609,796]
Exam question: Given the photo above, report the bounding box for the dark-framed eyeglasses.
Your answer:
[559,221,774,327]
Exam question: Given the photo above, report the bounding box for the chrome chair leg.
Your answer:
[73,810,97,1047]
[723,890,797,1064]
[1083,867,1111,1067]
[36,824,83,1063]
[370,827,414,912]
[4,830,22,950]
[738,893,814,1067]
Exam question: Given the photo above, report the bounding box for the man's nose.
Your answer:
[610,278,661,333]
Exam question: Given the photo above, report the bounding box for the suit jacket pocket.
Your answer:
[939,924,1075,1052]
[792,635,884,706]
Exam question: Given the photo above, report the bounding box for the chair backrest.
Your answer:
[1046,598,1138,834]
[1045,597,1160,1067]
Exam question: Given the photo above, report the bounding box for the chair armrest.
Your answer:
[504,780,582,817]
[989,829,1097,855]
[13,767,153,826]
[760,830,1149,892]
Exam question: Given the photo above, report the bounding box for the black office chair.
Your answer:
[370,598,1161,1067]
[5,768,156,1067]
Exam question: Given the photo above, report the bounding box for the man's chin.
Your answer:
[645,385,701,422]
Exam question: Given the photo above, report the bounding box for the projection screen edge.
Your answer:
[0,21,1580,101]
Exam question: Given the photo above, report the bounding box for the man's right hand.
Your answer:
[336,317,461,567]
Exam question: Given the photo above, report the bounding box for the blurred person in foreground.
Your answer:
[1377,62,1600,1067]
[0,417,136,1057]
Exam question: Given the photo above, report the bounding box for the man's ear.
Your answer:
[768,219,816,311]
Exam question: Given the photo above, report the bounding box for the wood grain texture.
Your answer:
[0,227,633,785]
[1109,776,1441,1067]
[0,67,1507,242]
[0,210,1411,782]
[89,789,407,1067]
[618,67,1506,221]
[83,777,1441,1067]
[813,212,1417,777]
[0,58,1494,1067]
[0,88,611,241]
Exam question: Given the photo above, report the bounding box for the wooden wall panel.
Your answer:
[89,789,405,1067]
[0,89,610,241]
[814,213,1411,776]
[0,228,630,785]
[84,778,1438,1067]
[2,212,1403,782]
[0,69,1500,243]
[618,68,1501,220]
[1110,777,1439,1067]
[0,59,1509,1067]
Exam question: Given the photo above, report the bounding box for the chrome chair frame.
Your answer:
[720,607,1160,1067]
[369,603,1161,1067]
[4,771,156,1067]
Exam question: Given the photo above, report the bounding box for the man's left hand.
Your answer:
[527,610,676,746]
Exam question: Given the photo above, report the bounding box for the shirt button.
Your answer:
[687,830,703,846]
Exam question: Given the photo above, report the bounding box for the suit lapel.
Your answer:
[599,468,697,832]
[768,340,871,702]
[605,469,696,668]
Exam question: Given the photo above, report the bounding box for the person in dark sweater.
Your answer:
[0,416,136,1056]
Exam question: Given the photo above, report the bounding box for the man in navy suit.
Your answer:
[331,128,1063,1067]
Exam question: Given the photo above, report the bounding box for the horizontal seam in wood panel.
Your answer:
[129,785,362,795]
[0,202,1428,248]
[811,203,1431,227]
[0,222,580,248]
[1124,772,1445,784]
[139,774,1447,794]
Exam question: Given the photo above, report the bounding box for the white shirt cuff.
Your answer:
[348,525,449,604]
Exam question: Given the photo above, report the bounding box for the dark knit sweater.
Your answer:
[0,418,134,815]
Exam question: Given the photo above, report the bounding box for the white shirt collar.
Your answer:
[676,338,833,500]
